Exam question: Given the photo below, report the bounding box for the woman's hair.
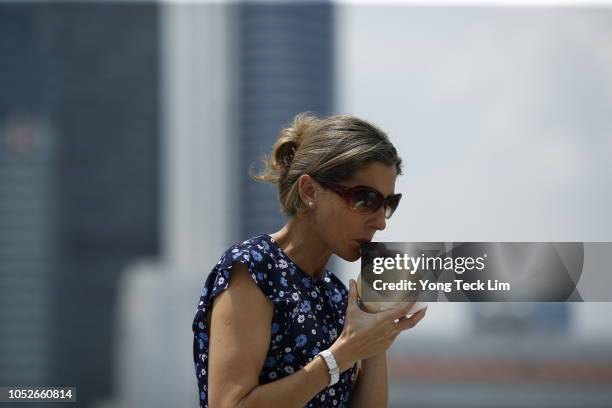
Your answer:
[251,112,403,217]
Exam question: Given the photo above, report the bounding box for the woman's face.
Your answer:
[312,162,399,262]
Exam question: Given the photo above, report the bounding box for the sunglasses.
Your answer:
[316,180,402,219]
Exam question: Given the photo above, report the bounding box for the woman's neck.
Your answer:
[269,216,332,280]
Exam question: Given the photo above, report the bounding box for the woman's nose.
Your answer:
[371,206,387,231]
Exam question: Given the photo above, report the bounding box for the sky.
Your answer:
[335,4,612,338]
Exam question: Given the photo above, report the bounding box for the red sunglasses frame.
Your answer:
[315,179,402,219]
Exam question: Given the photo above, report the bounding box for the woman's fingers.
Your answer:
[346,279,367,316]
[346,279,363,311]
[379,301,416,322]
[395,308,427,332]
[347,279,358,304]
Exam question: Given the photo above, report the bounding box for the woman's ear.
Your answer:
[297,174,317,207]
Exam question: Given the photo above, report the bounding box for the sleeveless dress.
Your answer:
[192,233,359,408]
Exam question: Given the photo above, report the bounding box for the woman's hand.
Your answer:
[329,279,426,372]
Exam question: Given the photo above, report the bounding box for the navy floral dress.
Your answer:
[192,233,359,408]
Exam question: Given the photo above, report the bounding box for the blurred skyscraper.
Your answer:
[238,3,335,240]
[0,4,160,407]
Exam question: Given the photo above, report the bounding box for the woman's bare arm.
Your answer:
[348,352,388,408]
[207,262,335,408]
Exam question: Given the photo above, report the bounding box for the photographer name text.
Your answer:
[373,279,511,293]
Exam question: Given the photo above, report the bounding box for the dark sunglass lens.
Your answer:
[384,194,402,218]
[351,188,382,212]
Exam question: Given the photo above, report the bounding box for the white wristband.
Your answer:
[316,349,339,386]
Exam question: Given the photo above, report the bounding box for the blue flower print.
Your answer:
[300,300,311,313]
[284,354,295,363]
[264,356,276,368]
[295,334,308,347]
[250,250,263,262]
[329,328,338,341]
[280,277,288,287]
[332,290,342,303]
[271,322,280,334]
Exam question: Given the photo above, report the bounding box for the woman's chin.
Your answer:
[338,247,362,262]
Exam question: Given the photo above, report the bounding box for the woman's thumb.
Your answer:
[347,278,358,304]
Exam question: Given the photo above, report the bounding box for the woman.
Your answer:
[192,112,427,408]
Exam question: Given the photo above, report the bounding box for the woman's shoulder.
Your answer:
[204,234,297,305]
